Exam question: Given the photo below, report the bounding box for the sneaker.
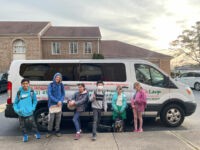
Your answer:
[55,131,62,137]
[91,135,96,141]
[74,133,80,140]
[46,132,52,138]
[35,133,41,139]
[23,134,28,142]
[138,128,143,133]
[133,129,138,132]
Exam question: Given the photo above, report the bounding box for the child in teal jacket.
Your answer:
[112,86,127,120]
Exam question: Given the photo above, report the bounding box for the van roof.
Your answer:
[11,59,151,64]
[10,59,160,73]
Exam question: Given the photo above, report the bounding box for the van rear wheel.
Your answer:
[160,104,185,127]
[34,108,49,131]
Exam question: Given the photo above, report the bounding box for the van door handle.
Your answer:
[122,86,128,89]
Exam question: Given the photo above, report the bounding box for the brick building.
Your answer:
[0,21,172,74]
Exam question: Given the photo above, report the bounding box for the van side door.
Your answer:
[79,62,128,117]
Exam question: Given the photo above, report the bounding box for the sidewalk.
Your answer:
[1,130,200,150]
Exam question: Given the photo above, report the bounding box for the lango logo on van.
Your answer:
[148,90,161,95]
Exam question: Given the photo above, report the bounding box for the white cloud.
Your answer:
[0,0,199,51]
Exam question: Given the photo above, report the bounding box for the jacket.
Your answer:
[72,90,88,112]
[47,73,65,108]
[112,92,127,113]
[131,89,147,112]
[13,87,37,117]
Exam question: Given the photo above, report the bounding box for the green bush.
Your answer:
[92,53,104,59]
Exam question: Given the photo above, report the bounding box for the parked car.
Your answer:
[0,72,8,93]
[175,72,200,91]
[5,59,196,130]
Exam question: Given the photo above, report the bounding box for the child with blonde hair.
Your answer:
[131,82,147,132]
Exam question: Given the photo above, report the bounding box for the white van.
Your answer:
[175,71,200,91]
[5,59,196,130]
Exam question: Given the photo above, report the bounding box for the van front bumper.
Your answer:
[184,101,197,116]
[5,104,18,118]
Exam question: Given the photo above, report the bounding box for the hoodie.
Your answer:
[13,87,37,117]
[131,89,147,112]
[47,73,65,108]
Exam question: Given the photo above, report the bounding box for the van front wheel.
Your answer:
[161,104,185,127]
[34,108,49,131]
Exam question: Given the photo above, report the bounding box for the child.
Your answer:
[46,73,65,138]
[68,83,88,140]
[90,81,107,141]
[13,78,41,142]
[112,85,127,131]
[131,82,147,132]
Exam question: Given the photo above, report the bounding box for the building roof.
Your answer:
[42,26,101,38]
[101,40,172,59]
[0,21,50,35]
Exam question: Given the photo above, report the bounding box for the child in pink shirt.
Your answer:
[131,82,147,132]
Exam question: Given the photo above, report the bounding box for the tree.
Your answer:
[92,53,104,59]
[170,21,200,64]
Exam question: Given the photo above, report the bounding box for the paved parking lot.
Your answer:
[0,91,199,150]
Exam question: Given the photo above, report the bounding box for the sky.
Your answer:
[0,0,199,52]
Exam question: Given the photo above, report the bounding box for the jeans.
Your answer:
[72,111,81,133]
[92,109,102,136]
[48,112,62,132]
[19,115,38,134]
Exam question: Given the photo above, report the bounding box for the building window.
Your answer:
[84,42,92,54]
[51,42,61,55]
[69,42,78,54]
[13,39,26,54]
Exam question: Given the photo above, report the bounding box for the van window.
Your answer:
[181,72,195,77]
[0,74,3,80]
[20,63,126,82]
[20,63,79,81]
[80,63,126,82]
[135,64,167,87]
[1,73,8,80]
[180,73,188,78]
[187,72,194,77]
[194,73,200,77]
